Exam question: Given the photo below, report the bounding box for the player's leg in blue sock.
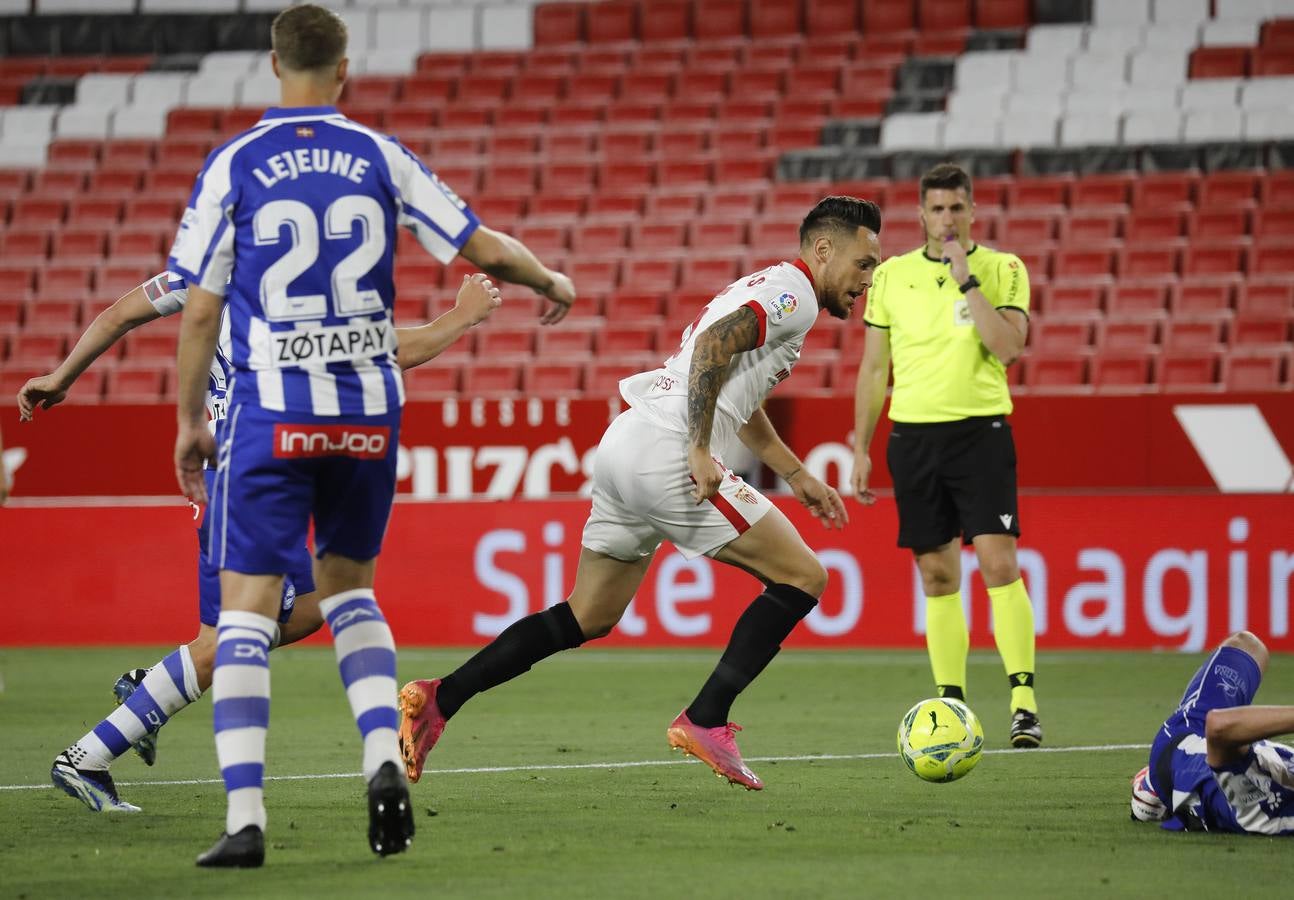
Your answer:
[321,589,401,779]
[211,610,276,835]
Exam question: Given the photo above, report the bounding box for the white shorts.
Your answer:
[581,407,774,561]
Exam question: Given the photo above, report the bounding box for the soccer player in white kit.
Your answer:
[399,197,882,789]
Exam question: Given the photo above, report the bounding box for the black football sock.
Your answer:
[685,583,818,728]
[436,602,586,721]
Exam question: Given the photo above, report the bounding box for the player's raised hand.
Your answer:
[174,425,216,505]
[538,270,576,325]
[456,273,502,325]
[789,470,849,530]
[851,450,877,506]
[17,373,69,421]
[687,447,724,505]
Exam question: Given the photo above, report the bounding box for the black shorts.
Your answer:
[886,415,1021,550]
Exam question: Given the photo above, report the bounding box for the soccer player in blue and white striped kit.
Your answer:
[167,5,571,867]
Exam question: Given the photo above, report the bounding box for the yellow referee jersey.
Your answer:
[862,244,1030,423]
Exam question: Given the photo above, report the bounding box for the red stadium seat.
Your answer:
[1030,318,1092,352]
[1092,352,1155,391]
[1237,281,1294,316]
[535,325,598,357]
[1222,349,1291,391]
[51,228,106,262]
[1253,207,1294,242]
[996,214,1055,247]
[1189,46,1250,79]
[1251,245,1294,276]
[23,300,80,332]
[1163,318,1227,351]
[101,140,156,168]
[404,364,461,398]
[11,197,66,228]
[584,358,657,396]
[1023,353,1089,391]
[603,292,664,323]
[806,0,857,34]
[1232,314,1292,346]
[8,333,67,367]
[1171,281,1234,315]
[462,363,523,396]
[623,258,680,293]
[864,0,915,33]
[571,223,627,254]
[641,0,690,42]
[122,331,179,363]
[1118,247,1180,279]
[1007,178,1070,211]
[919,0,971,31]
[1260,171,1294,206]
[1053,249,1114,279]
[750,0,802,37]
[0,228,50,261]
[680,256,739,290]
[1157,351,1221,392]
[38,264,93,298]
[476,327,536,359]
[569,260,620,296]
[1190,209,1249,240]
[631,222,687,252]
[1108,282,1170,316]
[524,362,584,396]
[1097,317,1161,352]
[688,220,747,251]
[1198,172,1259,210]
[391,298,428,326]
[1253,50,1294,76]
[121,197,177,227]
[0,262,40,297]
[1183,244,1248,278]
[694,0,748,41]
[534,3,586,45]
[975,0,1030,28]
[1131,173,1196,211]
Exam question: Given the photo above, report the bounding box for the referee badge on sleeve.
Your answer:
[953,297,972,326]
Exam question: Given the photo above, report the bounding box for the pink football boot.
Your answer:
[397,679,447,784]
[666,710,764,791]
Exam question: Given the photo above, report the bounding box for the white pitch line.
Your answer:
[0,743,1148,792]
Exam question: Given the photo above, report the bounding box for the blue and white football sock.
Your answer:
[321,590,401,781]
[71,645,202,770]
[212,610,275,835]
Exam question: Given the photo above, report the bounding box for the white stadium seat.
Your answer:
[1066,89,1125,114]
[1215,0,1282,20]
[0,142,51,167]
[1182,108,1245,142]
[37,0,133,11]
[55,105,113,139]
[880,112,944,150]
[954,52,1017,92]
[942,116,1002,148]
[1242,77,1294,109]
[422,8,479,52]
[1244,108,1294,139]
[1122,109,1182,143]
[112,106,170,139]
[1006,92,1063,116]
[340,9,373,52]
[1179,79,1244,111]
[351,49,421,75]
[76,74,132,108]
[373,8,429,53]
[131,73,189,110]
[0,0,32,11]
[1084,27,1144,56]
[238,74,282,107]
[1140,24,1201,49]
[479,4,533,50]
[1127,49,1189,85]
[186,77,240,107]
[2,107,57,144]
[198,51,260,78]
[1069,53,1129,91]
[1025,24,1086,56]
[1013,56,1072,91]
[1199,19,1262,46]
[1060,112,1122,146]
[141,0,239,10]
[1093,0,1151,26]
[1121,85,1181,110]
[1150,0,1211,23]
[944,89,1008,119]
[1000,114,1058,147]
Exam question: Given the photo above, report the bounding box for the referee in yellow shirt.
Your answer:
[850,163,1040,747]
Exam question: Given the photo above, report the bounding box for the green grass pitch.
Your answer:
[2,647,1291,898]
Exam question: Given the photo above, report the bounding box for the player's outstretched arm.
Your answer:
[738,407,846,529]
[686,306,760,503]
[851,326,891,506]
[1205,705,1294,770]
[394,274,501,371]
[17,282,162,420]
[173,284,221,504]
[459,225,575,325]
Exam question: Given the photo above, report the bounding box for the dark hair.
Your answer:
[272,4,348,72]
[798,196,882,246]
[919,163,973,202]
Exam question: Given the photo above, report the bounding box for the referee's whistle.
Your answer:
[942,233,955,263]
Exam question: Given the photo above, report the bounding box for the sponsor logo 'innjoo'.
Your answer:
[274,424,390,459]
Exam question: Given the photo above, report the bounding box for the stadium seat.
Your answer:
[1158,351,1222,392]
[1221,348,1291,391]
[1092,352,1155,390]
[1232,314,1293,347]
[1023,353,1089,391]
[476,327,536,360]
[404,364,460,398]
[1030,318,1093,352]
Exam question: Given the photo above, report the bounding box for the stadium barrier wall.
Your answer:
[5,393,1294,498]
[1,494,1291,651]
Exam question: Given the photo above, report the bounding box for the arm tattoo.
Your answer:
[687,306,761,449]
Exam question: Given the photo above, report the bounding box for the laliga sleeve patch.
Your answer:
[768,291,799,323]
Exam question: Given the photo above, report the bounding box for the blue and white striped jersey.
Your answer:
[166,105,479,417]
[140,271,231,426]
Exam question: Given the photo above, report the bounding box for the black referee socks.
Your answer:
[685,583,819,729]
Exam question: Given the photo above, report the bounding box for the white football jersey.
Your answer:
[620,259,818,449]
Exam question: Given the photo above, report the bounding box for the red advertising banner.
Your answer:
[4,393,1293,498]
[2,494,1291,651]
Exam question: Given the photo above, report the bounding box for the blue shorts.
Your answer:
[197,469,313,626]
[207,403,400,575]
[1149,645,1264,804]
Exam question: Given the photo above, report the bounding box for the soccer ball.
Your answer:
[896,697,984,783]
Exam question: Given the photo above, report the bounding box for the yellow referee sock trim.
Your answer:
[925,592,968,699]
[988,578,1037,713]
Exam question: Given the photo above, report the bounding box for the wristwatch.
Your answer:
[958,275,981,294]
